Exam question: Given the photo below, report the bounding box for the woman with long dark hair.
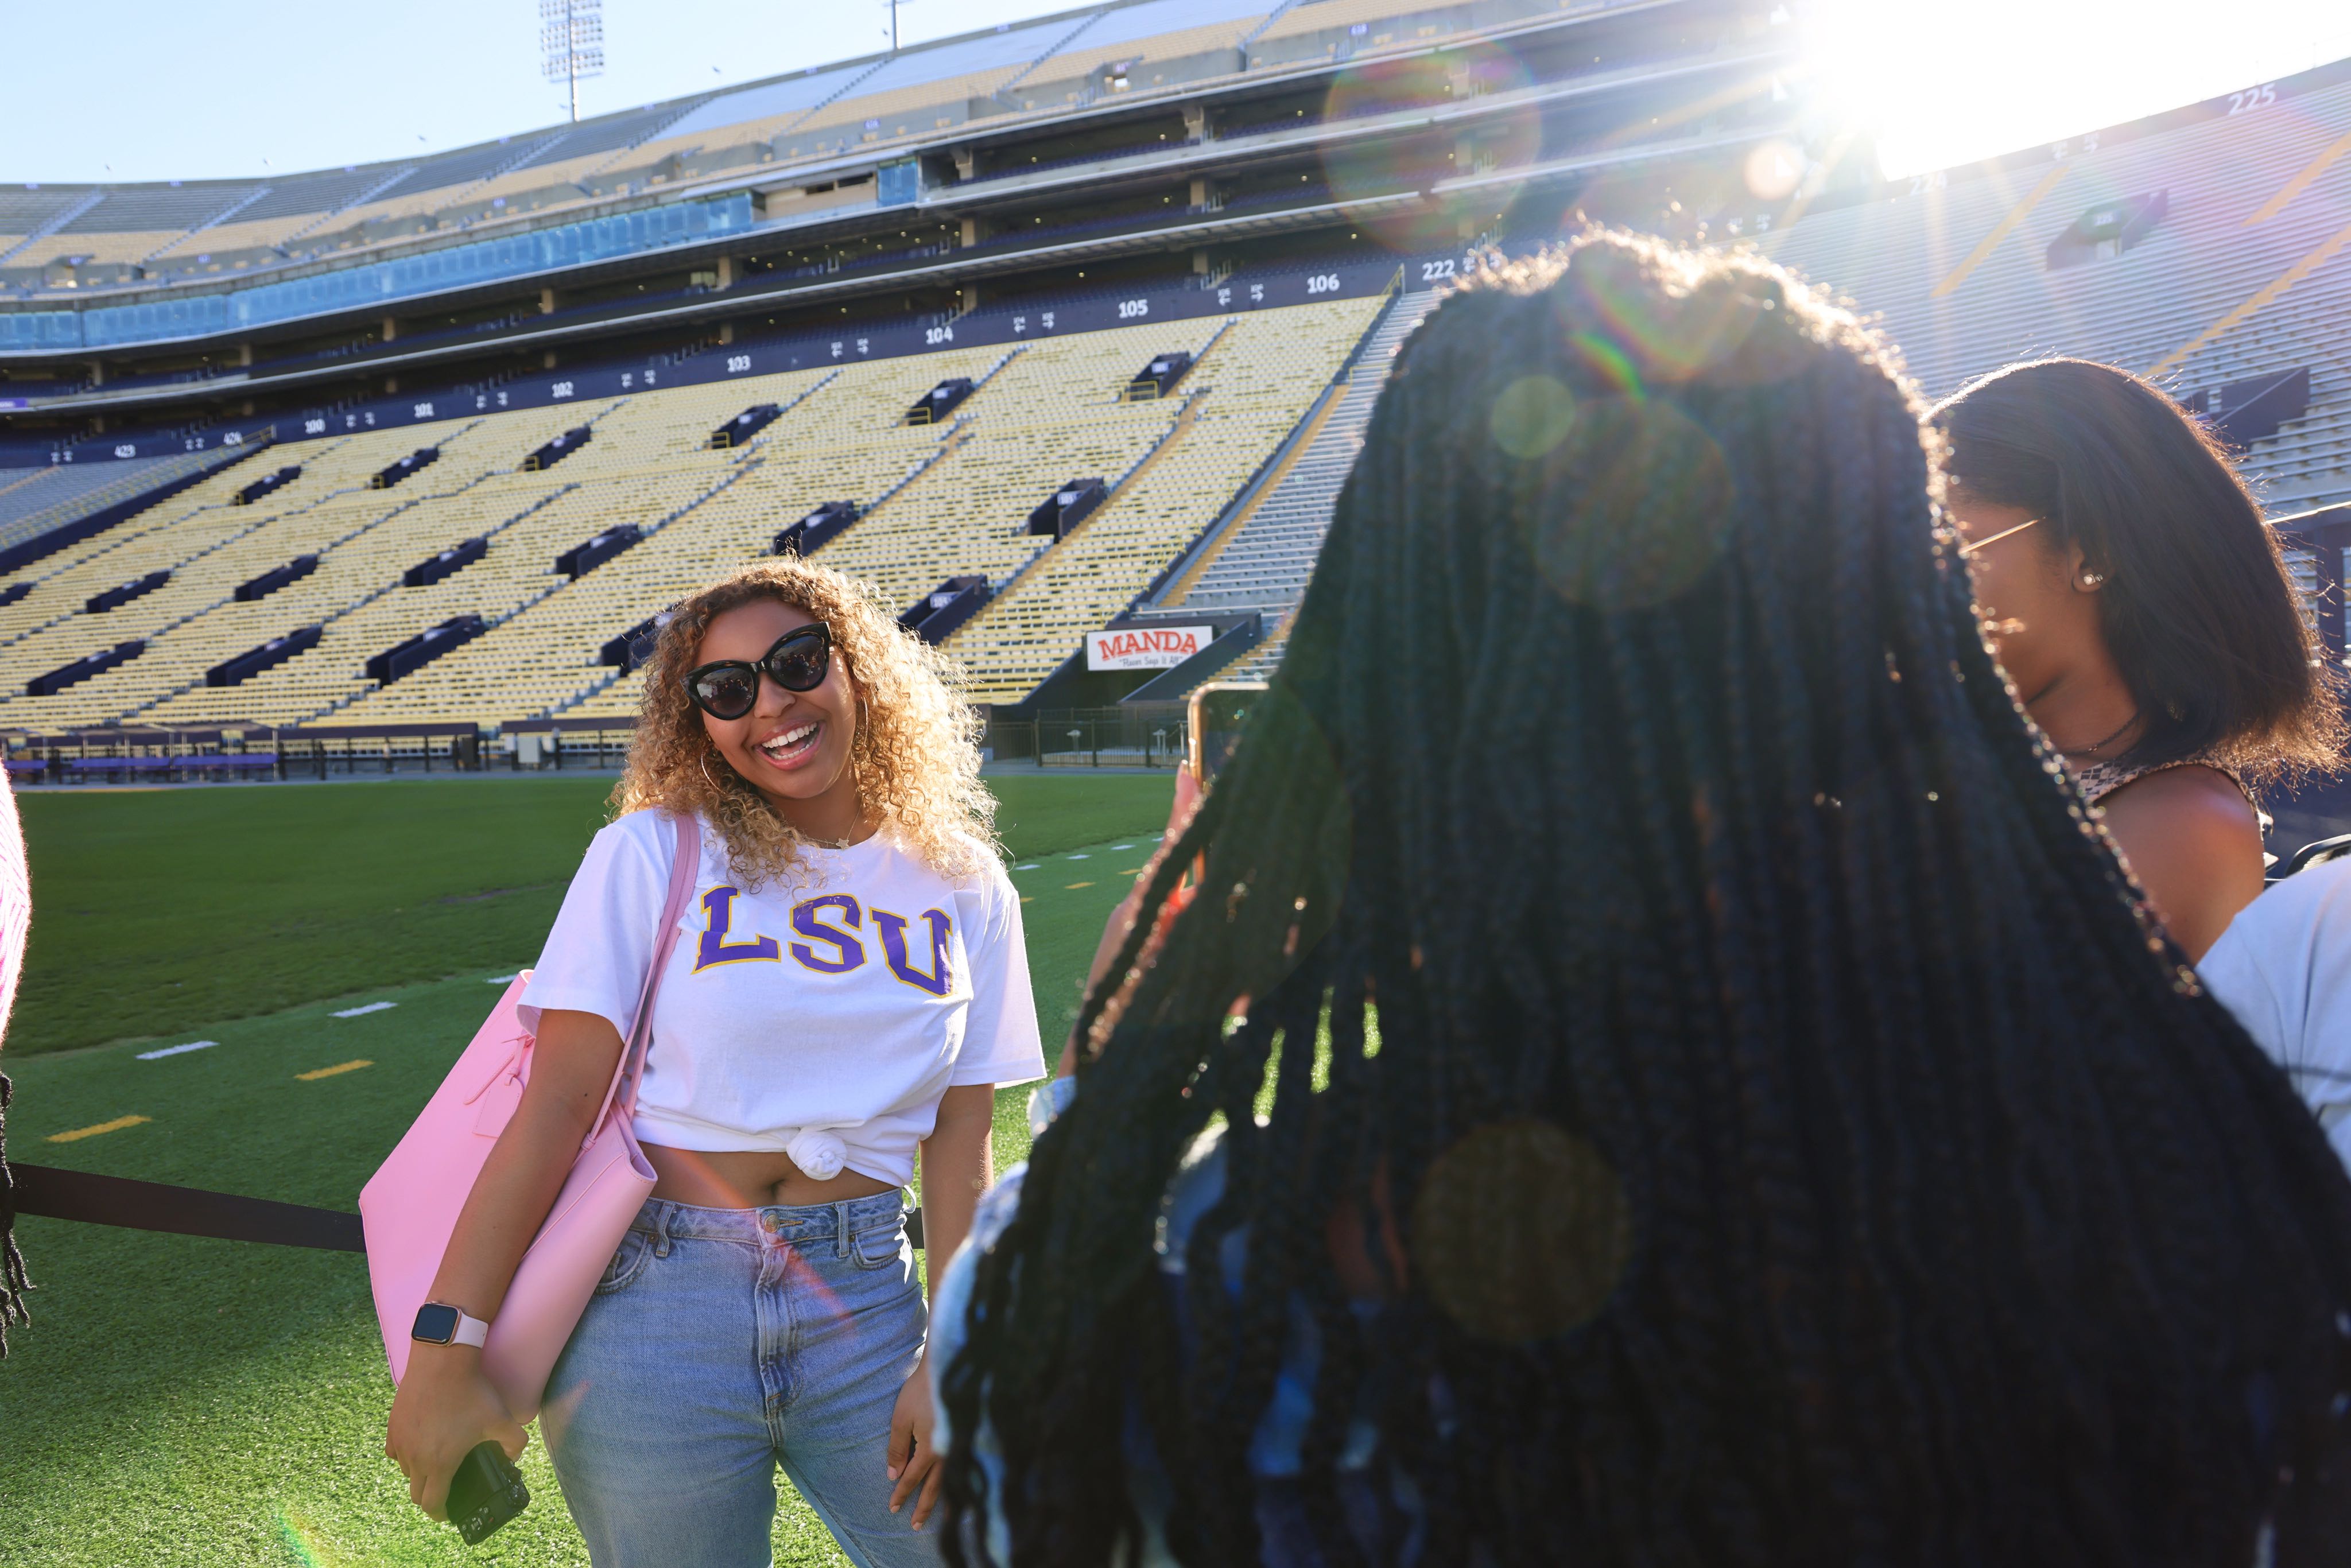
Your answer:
[1934,359,2342,958]
[931,235,2351,1567]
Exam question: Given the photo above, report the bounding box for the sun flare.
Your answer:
[1798,0,2351,178]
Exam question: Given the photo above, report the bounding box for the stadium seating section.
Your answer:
[1165,286,1439,685]
[0,293,1389,729]
[1760,65,2351,515]
[0,452,191,550]
[1,0,1579,293]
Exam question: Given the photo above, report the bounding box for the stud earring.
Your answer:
[2081,571,2105,587]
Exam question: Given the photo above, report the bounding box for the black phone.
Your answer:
[447,1440,530,1545]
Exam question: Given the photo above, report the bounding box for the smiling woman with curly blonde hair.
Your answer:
[386,556,1045,1567]
[618,558,998,885]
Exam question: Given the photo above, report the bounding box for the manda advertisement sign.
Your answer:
[1087,624,1213,671]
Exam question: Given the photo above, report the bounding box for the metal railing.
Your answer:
[988,703,1190,768]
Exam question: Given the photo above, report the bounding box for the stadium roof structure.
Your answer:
[1,0,1816,459]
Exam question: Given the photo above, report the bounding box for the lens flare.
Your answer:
[1743,138,1807,202]
[1489,375,1578,460]
[1321,44,1538,253]
[273,1507,344,1568]
[1520,393,1736,611]
[1563,249,1763,385]
[1410,1118,1631,1343]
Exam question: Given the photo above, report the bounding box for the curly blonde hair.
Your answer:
[612,558,995,886]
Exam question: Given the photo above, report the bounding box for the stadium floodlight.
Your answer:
[540,0,606,124]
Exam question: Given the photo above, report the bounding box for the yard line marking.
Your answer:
[331,1002,397,1018]
[486,972,521,984]
[1066,854,1090,860]
[1015,863,1040,871]
[1066,882,1095,890]
[137,1040,219,1061]
[1109,844,1135,851]
[49,1115,150,1143]
[297,1059,374,1081]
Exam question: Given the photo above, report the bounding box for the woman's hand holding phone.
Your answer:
[385,1344,529,1522]
[1059,768,1204,1077]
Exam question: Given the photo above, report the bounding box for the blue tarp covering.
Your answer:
[0,194,754,352]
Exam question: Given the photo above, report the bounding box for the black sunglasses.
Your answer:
[682,624,832,720]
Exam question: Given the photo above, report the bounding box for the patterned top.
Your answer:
[2071,753,2264,820]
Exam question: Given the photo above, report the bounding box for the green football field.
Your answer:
[0,771,1173,1568]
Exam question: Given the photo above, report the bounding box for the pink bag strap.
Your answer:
[581,811,701,1145]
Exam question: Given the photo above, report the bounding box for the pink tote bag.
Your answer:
[361,812,699,1420]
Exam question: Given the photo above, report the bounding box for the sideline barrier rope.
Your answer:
[11,1165,926,1253]
[13,1164,364,1251]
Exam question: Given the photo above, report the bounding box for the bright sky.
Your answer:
[7,1,2351,187]
[1804,0,2351,178]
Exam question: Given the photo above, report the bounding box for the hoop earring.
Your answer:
[700,753,723,793]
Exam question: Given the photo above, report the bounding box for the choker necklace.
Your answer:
[2059,710,2139,758]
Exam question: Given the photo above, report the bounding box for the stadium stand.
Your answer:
[0,409,614,727]
[90,294,1375,730]
[1759,62,2351,515]
[0,0,1823,736]
[372,309,1370,724]
[945,293,1391,700]
[1001,0,1270,111]
[25,185,271,285]
[1155,284,1441,686]
[0,454,179,546]
[0,0,1677,306]
[139,169,410,273]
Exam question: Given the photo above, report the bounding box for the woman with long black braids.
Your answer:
[929,232,2351,1568]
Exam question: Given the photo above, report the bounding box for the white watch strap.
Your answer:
[451,1309,490,1348]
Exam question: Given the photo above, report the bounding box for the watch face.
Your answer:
[412,1303,461,1344]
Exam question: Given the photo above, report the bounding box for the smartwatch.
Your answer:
[412,1301,491,1349]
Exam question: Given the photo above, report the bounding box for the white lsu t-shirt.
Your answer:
[519,809,1045,1188]
[2198,857,2351,1174]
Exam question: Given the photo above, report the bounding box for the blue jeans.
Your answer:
[544,1192,941,1568]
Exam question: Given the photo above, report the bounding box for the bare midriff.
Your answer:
[643,1143,899,1210]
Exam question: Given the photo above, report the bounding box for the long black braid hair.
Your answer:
[939,233,2351,1567]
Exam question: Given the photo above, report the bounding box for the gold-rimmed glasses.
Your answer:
[1956,517,2041,557]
